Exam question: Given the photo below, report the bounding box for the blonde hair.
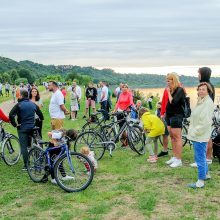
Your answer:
[80,146,90,155]
[166,72,180,94]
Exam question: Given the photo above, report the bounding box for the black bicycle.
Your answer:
[74,110,146,160]
[0,120,21,166]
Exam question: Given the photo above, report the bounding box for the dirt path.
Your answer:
[0,90,51,115]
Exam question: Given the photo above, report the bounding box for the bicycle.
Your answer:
[159,118,191,147]
[27,136,94,192]
[74,110,146,160]
[0,120,21,166]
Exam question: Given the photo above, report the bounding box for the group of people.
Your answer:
[0,66,217,189]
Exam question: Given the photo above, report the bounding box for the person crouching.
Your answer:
[139,108,165,163]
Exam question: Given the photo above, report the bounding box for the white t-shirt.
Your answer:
[49,89,65,119]
[101,86,108,102]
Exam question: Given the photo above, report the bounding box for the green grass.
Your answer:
[0,91,220,219]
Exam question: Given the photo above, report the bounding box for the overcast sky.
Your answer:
[0,0,220,75]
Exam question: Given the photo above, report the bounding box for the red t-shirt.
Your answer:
[115,91,134,111]
[61,89,67,97]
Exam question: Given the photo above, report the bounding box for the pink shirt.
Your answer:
[115,91,134,111]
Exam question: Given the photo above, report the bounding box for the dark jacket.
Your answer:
[86,87,97,101]
[199,67,215,102]
[166,87,185,117]
[9,98,44,131]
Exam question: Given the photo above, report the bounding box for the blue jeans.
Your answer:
[192,141,208,180]
[101,100,109,120]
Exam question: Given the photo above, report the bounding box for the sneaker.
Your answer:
[187,182,204,189]
[157,151,168,157]
[170,159,182,168]
[51,178,57,184]
[190,162,198,168]
[147,156,157,163]
[206,159,212,165]
[62,175,75,181]
[165,157,176,165]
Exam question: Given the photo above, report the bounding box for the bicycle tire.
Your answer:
[27,146,47,183]
[1,134,21,166]
[54,152,94,192]
[101,124,116,141]
[128,125,146,155]
[82,121,100,132]
[74,131,106,160]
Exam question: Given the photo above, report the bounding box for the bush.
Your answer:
[15,78,28,85]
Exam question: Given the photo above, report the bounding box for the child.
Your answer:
[155,101,162,118]
[139,108,165,163]
[47,129,78,184]
[80,147,98,173]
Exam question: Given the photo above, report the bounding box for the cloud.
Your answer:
[0,0,220,69]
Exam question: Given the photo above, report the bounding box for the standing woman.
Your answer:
[30,88,44,138]
[113,84,134,146]
[70,86,79,120]
[165,73,185,168]
[187,83,214,188]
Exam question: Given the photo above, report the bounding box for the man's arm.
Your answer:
[60,104,69,114]
[9,104,19,127]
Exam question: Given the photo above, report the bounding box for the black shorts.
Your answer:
[165,115,183,129]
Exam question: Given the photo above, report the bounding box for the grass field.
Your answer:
[0,92,220,220]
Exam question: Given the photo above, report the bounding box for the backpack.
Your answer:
[182,96,191,118]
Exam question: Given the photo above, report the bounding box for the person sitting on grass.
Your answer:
[80,147,98,174]
[139,108,165,163]
[47,129,78,184]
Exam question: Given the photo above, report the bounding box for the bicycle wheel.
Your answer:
[101,124,116,141]
[1,134,21,166]
[82,121,100,132]
[27,146,47,183]
[182,125,188,147]
[54,152,94,192]
[74,131,105,160]
[128,125,146,155]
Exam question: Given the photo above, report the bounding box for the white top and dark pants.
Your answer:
[100,85,109,120]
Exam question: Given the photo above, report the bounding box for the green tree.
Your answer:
[15,77,28,85]
[18,69,36,84]
[8,69,19,83]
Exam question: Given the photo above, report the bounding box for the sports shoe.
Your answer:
[165,157,176,165]
[187,183,204,189]
[62,175,75,181]
[190,162,197,168]
[147,156,157,163]
[157,151,168,157]
[51,178,57,184]
[206,159,212,165]
[170,159,182,168]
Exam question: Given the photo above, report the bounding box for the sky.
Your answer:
[0,0,220,76]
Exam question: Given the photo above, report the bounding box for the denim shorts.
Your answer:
[165,114,183,129]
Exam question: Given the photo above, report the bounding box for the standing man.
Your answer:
[48,81,69,130]
[83,82,97,118]
[100,81,109,119]
[5,82,10,97]
[9,89,44,170]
